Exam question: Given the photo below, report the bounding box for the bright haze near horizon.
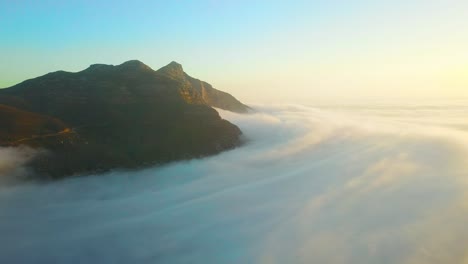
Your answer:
[1,0,468,103]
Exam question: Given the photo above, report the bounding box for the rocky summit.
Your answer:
[0,60,250,179]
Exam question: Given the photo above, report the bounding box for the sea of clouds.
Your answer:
[1,102,468,263]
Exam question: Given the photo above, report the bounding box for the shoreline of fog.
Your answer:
[1,103,468,263]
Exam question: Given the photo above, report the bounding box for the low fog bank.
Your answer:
[0,146,39,185]
[1,104,468,263]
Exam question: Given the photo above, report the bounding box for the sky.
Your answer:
[1,0,468,103]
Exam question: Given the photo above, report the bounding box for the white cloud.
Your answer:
[1,103,468,263]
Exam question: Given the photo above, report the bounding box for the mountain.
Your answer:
[156,62,251,113]
[0,60,248,179]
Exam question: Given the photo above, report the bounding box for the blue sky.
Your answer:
[1,0,468,102]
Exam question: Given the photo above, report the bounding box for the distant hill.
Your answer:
[0,60,249,179]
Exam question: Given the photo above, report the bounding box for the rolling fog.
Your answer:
[1,103,468,263]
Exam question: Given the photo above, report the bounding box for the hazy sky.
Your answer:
[1,0,467,103]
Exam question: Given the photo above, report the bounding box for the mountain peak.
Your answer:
[84,63,112,72]
[118,60,152,70]
[167,61,183,68]
[156,61,185,79]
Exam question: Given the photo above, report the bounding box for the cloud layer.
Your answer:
[1,103,468,263]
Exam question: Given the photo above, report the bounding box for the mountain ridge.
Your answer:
[0,60,249,179]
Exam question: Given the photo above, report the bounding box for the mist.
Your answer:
[1,103,468,263]
[0,147,40,184]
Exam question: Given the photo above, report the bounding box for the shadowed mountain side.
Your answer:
[0,104,69,145]
[0,60,245,179]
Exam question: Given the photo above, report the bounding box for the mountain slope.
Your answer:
[0,60,246,179]
[156,61,251,113]
[0,104,69,145]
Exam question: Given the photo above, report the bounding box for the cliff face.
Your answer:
[0,60,247,179]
